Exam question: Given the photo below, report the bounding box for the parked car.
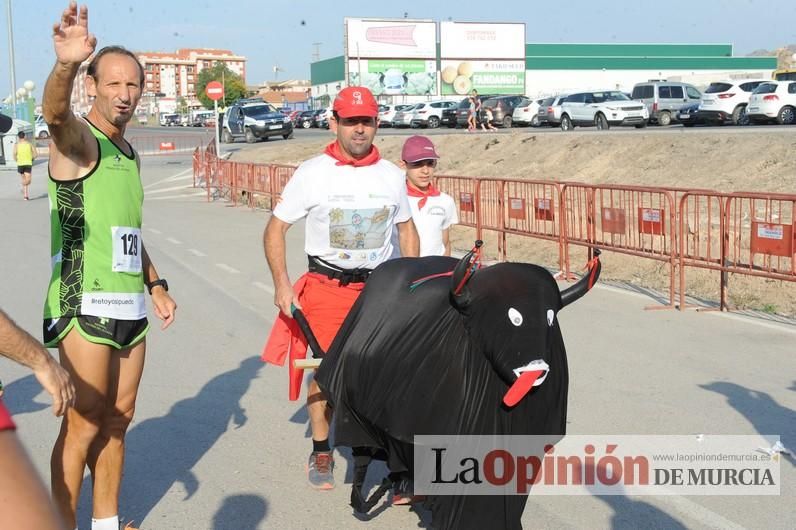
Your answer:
[160,113,180,127]
[392,105,418,128]
[410,100,459,128]
[316,108,332,129]
[537,95,568,127]
[34,115,50,139]
[511,97,544,127]
[676,103,706,127]
[378,104,412,127]
[297,110,322,129]
[698,80,768,125]
[221,101,293,143]
[558,90,649,131]
[454,94,499,128]
[480,95,526,128]
[631,81,701,125]
[746,81,796,125]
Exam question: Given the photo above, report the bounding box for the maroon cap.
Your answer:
[401,135,439,163]
[333,86,379,118]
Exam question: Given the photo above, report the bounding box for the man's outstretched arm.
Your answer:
[0,310,74,417]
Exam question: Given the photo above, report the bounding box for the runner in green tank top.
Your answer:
[13,130,37,200]
[42,3,177,529]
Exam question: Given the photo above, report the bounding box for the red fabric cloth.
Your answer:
[0,400,15,432]
[261,273,365,400]
[324,141,381,167]
[406,182,441,210]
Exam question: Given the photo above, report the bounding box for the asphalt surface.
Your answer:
[0,154,794,530]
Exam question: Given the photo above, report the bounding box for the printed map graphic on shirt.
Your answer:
[329,206,395,250]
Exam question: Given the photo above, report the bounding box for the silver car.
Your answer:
[537,95,568,127]
[392,104,417,128]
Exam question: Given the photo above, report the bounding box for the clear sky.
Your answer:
[2,0,794,101]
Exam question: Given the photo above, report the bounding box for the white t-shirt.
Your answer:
[273,153,412,269]
[409,192,459,257]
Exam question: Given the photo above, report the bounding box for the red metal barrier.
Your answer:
[188,140,794,315]
[562,183,677,308]
[248,163,273,209]
[271,165,297,203]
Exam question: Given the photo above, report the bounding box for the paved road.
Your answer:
[0,155,794,529]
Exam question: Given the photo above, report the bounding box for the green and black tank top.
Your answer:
[43,121,146,321]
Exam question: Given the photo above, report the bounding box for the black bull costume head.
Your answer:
[315,243,601,530]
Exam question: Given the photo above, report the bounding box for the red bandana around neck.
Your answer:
[406,182,441,209]
[324,141,381,167]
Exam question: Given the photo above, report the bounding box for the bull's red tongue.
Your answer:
[502,370,543,407]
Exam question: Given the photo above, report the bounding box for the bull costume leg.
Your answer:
[315,243,601,528]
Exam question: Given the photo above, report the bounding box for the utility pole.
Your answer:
[312,42,322,63]
[6,0,18,117]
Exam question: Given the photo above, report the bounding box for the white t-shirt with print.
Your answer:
[273,153,411,269]
[409,192,459,257]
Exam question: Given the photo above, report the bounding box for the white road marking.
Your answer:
[254,281,275,294]
[166,237,182,245]
[146,184,196,194]
[216,263,240,274]
[143,168,194,189]
[187,248,206,257]
[148,228,162,234]
[147,191,207,201]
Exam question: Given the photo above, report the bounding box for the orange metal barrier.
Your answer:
[190,142,794,314]
[562,183,677,308]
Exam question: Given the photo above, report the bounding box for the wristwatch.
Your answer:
[146,278,169,294]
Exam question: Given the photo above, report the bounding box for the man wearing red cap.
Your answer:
[262,86,419,489]
[399,135,459,257]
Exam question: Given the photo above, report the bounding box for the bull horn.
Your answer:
[450,240,483,308]
[560,249,601,308]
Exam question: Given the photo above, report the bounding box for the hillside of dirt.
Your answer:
[231,129,796,317]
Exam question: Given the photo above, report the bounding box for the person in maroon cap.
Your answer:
[262,86,419,489]
[399,135,459,257]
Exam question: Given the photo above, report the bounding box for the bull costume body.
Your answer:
[314,243,601,529]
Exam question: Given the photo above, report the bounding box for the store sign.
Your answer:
[349,59,437,96]
[346,18,437,59]
[440,60,525,95]
[440,22,526,60]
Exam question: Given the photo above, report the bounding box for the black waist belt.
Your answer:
[308,256,372,286]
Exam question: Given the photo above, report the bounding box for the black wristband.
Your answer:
[146,278,168,294]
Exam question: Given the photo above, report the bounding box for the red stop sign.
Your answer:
[206,81,224,101]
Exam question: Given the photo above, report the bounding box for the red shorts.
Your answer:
[0,400,15,432]
[300,273,364,351]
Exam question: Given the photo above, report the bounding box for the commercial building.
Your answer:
[310,18,777,107]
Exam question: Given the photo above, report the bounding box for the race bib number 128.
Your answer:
[112,226,142,273]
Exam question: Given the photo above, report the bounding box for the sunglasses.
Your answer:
[406,159,438,169]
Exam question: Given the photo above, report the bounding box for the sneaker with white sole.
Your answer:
[307,450,335,490]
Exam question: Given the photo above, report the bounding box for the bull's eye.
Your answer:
[547,309,555,326]
[508,308,523,326]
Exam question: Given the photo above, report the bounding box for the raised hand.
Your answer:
[52,1,97,65]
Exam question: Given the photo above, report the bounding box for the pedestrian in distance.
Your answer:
[13,130,38,200]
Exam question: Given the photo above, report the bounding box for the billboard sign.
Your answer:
[346,18,437,59]
[440,60,525,95]
[349,60,437,96]
[440,22,526,60]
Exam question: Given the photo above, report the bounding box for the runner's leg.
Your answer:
[51,328,113,528]
[87,339,146,519]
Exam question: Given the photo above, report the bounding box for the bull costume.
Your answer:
[315,242,601,529]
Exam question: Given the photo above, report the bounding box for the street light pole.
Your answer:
[6,0,18,117]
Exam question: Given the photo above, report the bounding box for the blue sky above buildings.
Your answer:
[2,0,794,99]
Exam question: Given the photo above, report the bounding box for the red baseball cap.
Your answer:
[401,135,439,163]
[333,86,379,118]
